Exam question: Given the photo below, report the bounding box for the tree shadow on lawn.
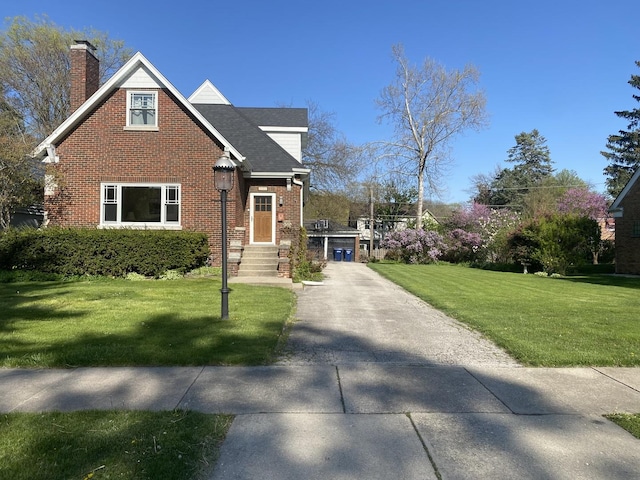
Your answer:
[0,310,285,368]
[558,274,640,290]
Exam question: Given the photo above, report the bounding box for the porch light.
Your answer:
[213,151,236,320]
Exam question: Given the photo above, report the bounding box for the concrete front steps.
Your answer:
[231,244,298,288]
[237,245,279,277]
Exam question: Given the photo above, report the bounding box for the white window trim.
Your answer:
[125,90,158,130]
[100,183,181,229]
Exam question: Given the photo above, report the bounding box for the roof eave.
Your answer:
[610,167,640,211]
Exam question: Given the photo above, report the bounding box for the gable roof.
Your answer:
[34,52,244,163]
[609,167,640,217]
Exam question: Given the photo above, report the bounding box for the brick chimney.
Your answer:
[70,40,99,112]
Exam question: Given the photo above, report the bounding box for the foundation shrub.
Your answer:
[0,227,209,277]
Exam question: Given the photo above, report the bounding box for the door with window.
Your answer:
[251,193,275,243]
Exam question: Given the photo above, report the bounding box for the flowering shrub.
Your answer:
[442,228,483,263]
[557,188,608,220]
[381,228,446,264]
[442,203,520,263]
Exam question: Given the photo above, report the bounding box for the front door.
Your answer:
[251,194,274,243]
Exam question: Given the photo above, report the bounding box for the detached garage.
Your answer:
[305,220,360,262]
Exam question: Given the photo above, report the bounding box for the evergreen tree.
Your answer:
[506,129,554,183]
[601,60,640,198]
[477,130,553,209]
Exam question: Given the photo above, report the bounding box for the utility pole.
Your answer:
[369,185,374,258]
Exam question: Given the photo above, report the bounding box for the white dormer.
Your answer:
[259,126,306,163]
[188,80,231,105]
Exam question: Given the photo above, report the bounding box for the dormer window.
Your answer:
[127,91,157,128]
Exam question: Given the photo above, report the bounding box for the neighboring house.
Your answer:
[609,168,640,274]
[33,41,309,277]
[348,205,439,248]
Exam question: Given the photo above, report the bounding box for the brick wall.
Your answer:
[45,88,237,267]
[616,179,640,274]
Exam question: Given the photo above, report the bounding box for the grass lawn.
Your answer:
[369,262,640,367]
[0,276,295,367]
[0,410,232,480]
[606,414,640,439]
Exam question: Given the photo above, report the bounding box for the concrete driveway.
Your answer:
[277,261,519,367]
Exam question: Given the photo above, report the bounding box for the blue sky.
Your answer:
[5,0,638,202]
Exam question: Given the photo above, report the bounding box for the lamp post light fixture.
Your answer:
[213,151,235,320]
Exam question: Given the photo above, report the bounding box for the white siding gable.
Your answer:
[259,126,306,162]
[188,80,231,105]
[264,131,303,162]
[119,65,163,89]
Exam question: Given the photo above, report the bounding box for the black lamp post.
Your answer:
[213,151,235,320]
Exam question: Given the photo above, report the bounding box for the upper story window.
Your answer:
[127,91,157,128]
[101,183,180,228]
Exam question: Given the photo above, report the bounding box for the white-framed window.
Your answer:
[126,91,157,127]
[101,183,180,227]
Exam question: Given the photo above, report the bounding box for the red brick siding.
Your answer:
[45,88,236,266]
[615,179,640,274]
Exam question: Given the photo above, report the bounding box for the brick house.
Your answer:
[33,42,309,277]
[609,167,640,274]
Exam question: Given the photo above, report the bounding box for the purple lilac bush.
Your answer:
[381,228,446,264]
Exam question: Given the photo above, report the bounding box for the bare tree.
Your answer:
[376,44,487,225]
[303,100,363,193]
[0,15,132,141]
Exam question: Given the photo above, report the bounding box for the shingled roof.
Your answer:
[193,104,306,175]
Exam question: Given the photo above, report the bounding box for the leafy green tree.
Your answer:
[375,176,419,232]
[601,60,640,198]
[475,130,554,209]
[520,169,587,219]
[508,214,599,275]
[0,15,132,141]
[0,89,40,228]
[0,16,131,226]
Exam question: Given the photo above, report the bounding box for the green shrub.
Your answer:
[507,214,600,275]
[289,226,325,282]
[0,228,209,277]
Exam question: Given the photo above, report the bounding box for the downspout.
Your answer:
[293,177,304,227]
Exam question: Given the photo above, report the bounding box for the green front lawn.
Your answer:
[369,263,640,366]
[607,414,640,439]
[0,277,295,367]
[0,410,232,480]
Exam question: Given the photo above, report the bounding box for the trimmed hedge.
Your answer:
[0,228,210,277]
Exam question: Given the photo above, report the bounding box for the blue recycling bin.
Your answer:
[343,249,353,262]
[333,248,343,261]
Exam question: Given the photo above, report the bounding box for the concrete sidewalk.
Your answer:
[1,365,640,478]
[2,262,639,478]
